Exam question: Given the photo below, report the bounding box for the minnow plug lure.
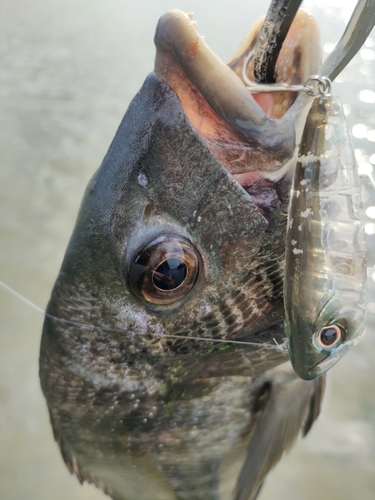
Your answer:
[284,92,367,380]
[239,0,374,381]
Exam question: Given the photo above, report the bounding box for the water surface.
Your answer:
[1,0,375,498]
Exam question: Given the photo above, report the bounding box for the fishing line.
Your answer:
[0,280,46,314]
[0,280,288,351]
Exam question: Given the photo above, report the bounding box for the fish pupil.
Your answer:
[320,326,339,346]
[152,258,187,290]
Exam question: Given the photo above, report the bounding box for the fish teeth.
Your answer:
[191,20,198,30]
[187,12,194,19]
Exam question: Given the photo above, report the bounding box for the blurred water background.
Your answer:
[0,0,375,498]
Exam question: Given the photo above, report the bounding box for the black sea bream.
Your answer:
[40,9,325,500]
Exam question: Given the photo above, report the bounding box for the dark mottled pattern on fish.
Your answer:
[40,9,325,500]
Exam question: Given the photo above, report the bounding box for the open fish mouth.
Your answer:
[154,9,322,182]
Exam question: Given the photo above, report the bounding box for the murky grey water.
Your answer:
[1,0,374,498]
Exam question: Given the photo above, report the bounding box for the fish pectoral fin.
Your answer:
[303,373,326,436]
[234,363,325,500]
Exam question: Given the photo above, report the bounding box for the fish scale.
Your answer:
[39,10,325,500]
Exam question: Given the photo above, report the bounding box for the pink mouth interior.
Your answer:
[253,93,277,118]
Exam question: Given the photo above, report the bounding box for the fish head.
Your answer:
[44,73,289,366]
[287,292,367,380]
[43,9,323,365]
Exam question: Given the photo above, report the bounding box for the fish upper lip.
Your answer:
[153,10,322,175]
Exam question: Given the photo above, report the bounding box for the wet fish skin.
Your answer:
[284,94,367,381]
[39,72,324,500]
[39,9,325,500]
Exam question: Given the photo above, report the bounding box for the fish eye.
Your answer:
[314,324,344,351]
[128,235,201,308]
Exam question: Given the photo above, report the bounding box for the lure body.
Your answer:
[284,94,367,380]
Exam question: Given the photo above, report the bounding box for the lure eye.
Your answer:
[314,324,344,351]
[128,235,200,308]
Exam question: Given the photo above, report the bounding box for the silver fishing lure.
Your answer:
[284,92,367,380]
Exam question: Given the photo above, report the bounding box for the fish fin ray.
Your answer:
[47,407,120,500]
[302,374,326,436]
[233,364,322,500]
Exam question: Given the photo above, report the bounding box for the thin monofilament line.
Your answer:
[0,280,46,314]
[0,280,287,351]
